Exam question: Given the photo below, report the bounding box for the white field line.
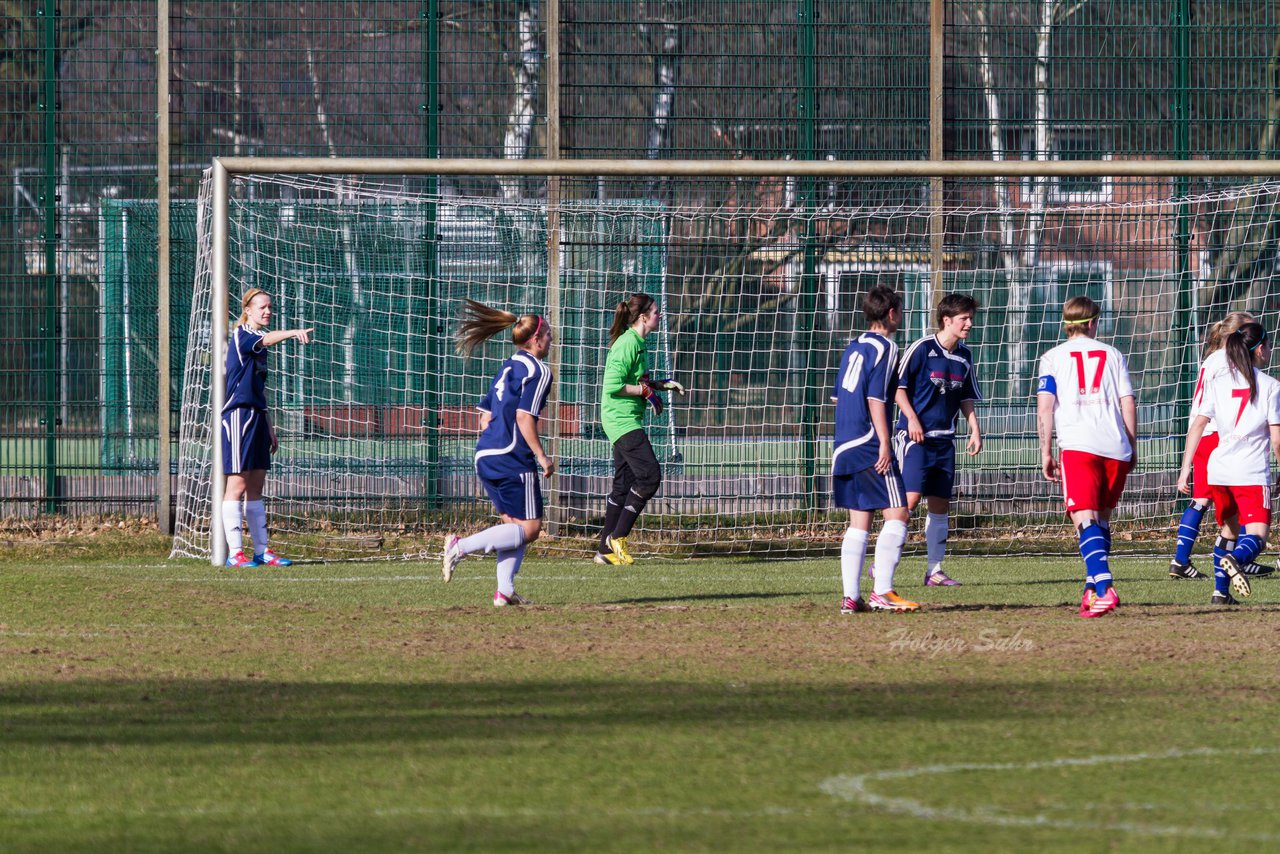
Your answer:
[820,746,1280,841]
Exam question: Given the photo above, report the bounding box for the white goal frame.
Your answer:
[206,156,1280,565]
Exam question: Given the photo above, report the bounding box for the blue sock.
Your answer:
[1233,534,1265,567]
[1174,502,1207,565]
[1079,523,1112,596]
[1213,536,1233,596]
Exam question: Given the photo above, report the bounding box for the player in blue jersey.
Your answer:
[442,300,555,607]
[221,288,313,568]
[832,284,918,613]
[893,293,983,587]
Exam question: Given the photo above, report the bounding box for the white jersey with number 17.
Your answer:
[1036,336,1135,461]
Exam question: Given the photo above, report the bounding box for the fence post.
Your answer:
[41,0,59,514]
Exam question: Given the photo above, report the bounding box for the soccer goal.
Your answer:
[171,157,1280,564]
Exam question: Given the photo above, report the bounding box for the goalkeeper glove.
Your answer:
[641,381,665,416]
[642,374,686,396]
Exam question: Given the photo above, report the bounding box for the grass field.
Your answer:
[3,533,1279,851]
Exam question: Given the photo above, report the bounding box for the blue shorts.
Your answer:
[222,407,271,475]
[481,471,543,520]
[894,431,956,498]
[832,464,907,511]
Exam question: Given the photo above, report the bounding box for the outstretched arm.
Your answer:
[259,327,314,348]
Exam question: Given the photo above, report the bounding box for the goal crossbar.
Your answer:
[214,157,1280,179]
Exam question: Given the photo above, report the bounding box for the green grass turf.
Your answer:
[3,539,1279,851]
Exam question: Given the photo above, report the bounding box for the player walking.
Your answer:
[221,288,313,568]
[442,300,555,607]
[1177,322,1280,605]
[593,292,684,566]
[833,285,918,613]
[1036,296,1136,618]
[893,293,983,586]
[1169,311,1275,580]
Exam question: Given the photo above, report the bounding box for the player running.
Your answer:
[1169,311,1276,581]
[893,293,983,586]
[1177,322,1280,605]
[1036,295,1136,618]
[442,300,555,607]
[832,285,918,614]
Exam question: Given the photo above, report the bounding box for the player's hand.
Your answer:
[641,381,665,416]
[966,433,983,457]
[1176,469,1191,495]
[648,377,686,395]
[907,416,924,444]
[294,327,314,344]
[269,430,280,454]
[875,441,892,475]
[537,455,556,478]
[1041,455,1059,482]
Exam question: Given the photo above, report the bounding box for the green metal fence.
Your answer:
[4,1,1280,519]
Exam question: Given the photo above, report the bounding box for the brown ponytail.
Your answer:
[608,292,655,344]
[1224,322,1267,402]
[456,298,545,357]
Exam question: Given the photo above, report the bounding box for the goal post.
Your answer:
[175,157,1280,566]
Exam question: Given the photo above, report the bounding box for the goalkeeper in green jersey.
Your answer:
[594,292,685,565]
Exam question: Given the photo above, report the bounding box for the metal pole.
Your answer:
[1173,0,1194,412]
[158,0,173,533]
[422,0,440,508]
[929,0,945,309]
[41,0,58,513]
[210,161,229,566]
[799,0,820,509]
[545,0,562,536]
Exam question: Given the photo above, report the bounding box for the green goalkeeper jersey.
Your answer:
[601,327,648,443]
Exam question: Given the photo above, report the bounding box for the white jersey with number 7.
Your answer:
[1036,337,1135,461]
[1197,365,1280,487]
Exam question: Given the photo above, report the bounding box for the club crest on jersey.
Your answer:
[929,370,966,393]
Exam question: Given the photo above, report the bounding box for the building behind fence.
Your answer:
[3,1,1280,524]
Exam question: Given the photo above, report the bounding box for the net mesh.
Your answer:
[171,169,1280,561]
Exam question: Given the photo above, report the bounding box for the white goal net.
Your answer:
[171,167,1280,562]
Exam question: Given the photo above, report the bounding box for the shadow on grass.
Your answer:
[604,591,820,605]
[0,677,1112,746]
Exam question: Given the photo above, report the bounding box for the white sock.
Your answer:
[245,500,268,555]
[496,543,527,597]
[841,526,869,599]
[459,523,525,556]
[221,500,244,553]
[925,512,949,574]
[873,519,908,595]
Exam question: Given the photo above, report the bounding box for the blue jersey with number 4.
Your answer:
[475,351,553,479]
[832,332,899,475]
